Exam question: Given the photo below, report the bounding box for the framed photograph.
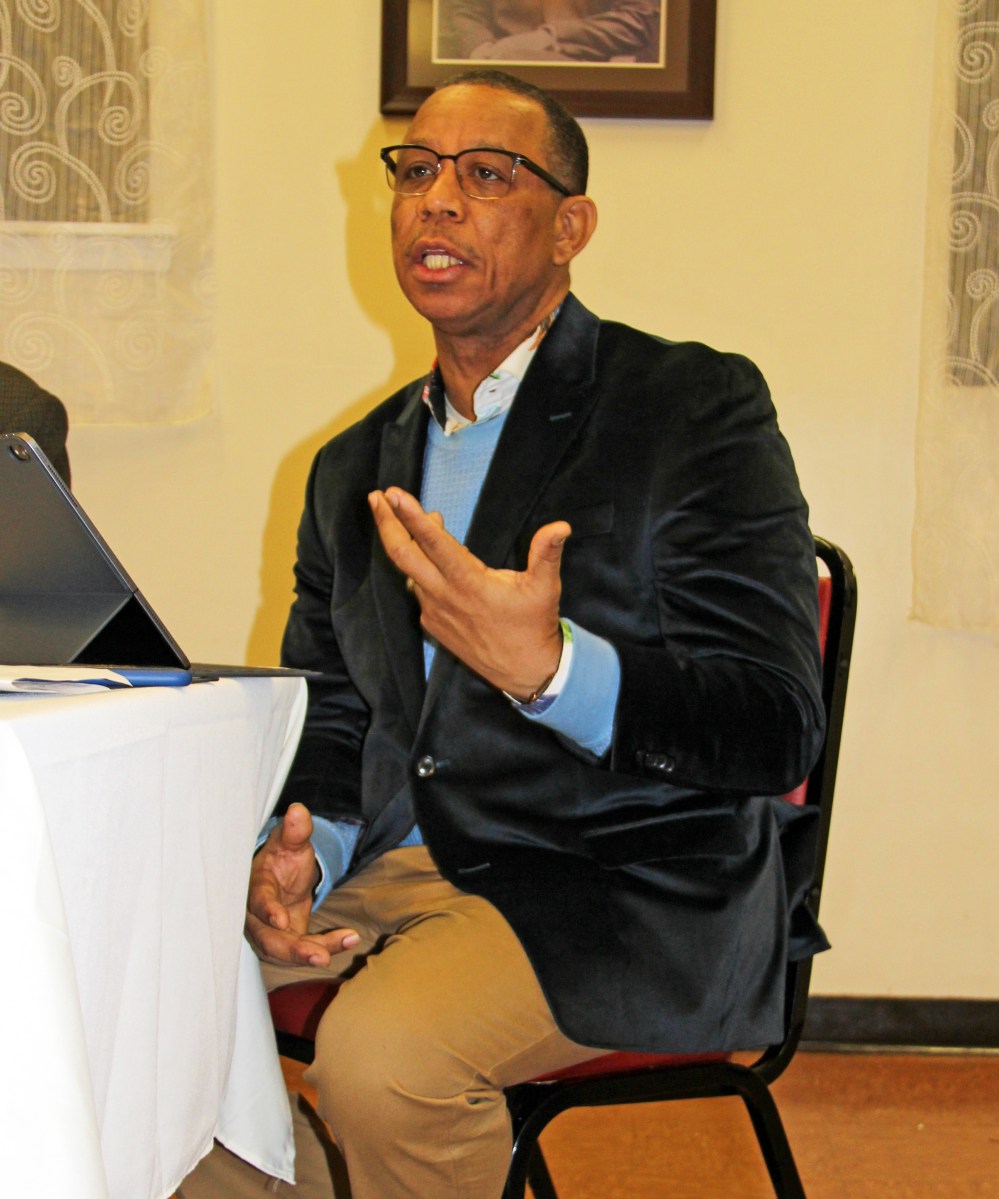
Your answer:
[381,1,716,120]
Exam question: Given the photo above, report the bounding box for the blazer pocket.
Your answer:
[582,809,748,867]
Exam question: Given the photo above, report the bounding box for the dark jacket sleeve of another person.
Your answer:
[0,363,71,486]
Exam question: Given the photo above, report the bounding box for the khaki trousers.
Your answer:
[178,846,602,1199]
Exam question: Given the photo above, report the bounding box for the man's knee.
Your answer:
[308,978,483,1133]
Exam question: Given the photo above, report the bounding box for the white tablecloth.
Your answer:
[1,676,306,1199]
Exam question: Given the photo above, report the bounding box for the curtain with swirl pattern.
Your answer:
[0,0,211,424]
[912,0,999,631]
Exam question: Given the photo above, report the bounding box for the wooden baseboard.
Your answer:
[802,997,999,1051]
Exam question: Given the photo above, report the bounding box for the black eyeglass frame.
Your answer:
[380,144,573,199]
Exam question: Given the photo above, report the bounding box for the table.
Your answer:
[2,676,306,1199]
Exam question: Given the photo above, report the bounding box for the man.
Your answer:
[0,361,71,486]
[442,0,660,62]
[183,69,825,1199]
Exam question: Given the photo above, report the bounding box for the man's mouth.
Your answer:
[421,249,465,270]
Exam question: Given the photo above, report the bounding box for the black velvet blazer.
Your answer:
[280,295,826,1054]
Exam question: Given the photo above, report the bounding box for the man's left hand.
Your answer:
[369,487,569,701]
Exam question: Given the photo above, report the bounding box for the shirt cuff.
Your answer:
[309,817,363,907]
[503,619,573,713]
[516,619,620,757]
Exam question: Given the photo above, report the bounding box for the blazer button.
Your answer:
[645,752,675,773]
[415,755,436,778]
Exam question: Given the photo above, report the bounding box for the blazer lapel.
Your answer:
[465,293,601,568]
[371,388,430,734]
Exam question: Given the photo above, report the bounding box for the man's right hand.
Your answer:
[245,802,360,967]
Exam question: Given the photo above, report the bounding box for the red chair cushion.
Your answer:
[530,1050,729,1084]
[269,980,341,1040]
[269,981,728,1082]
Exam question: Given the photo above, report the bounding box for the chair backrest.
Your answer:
[762,535,857,1079]
[782,574,833,808]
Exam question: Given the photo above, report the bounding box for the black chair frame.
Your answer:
[502,535,857,1199]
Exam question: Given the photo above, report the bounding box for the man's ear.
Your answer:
[552,195,598,266]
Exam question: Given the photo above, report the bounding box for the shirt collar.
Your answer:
[421,305,561,436]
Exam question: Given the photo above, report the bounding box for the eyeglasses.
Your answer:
[380,144,572,200]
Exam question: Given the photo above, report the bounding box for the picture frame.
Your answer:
[380,1,716,120]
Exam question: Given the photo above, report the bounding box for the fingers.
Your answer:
[368,489,571,696]
[368,489,428,581]
[368,487,428,542]
[526,521,572,582]
[372,490,567,587]
[279,801,314,850]
[403,509,443,596]
[247,804,321,929]
[369,489,468,587]
[252,806,319,895]
[249,885,291,932]
[244,802,362,969]
[246,913,361,968]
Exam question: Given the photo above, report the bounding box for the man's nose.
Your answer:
[420,160,465,215]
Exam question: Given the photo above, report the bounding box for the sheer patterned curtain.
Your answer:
[912,0,999,631]
[0,0,212,424]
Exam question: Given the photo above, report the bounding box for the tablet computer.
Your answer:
[0,432,318,687]
[0,431,194,671]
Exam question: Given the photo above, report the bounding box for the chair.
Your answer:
[269,535,857,1199]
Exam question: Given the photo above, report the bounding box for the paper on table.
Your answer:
[0,666,132,694]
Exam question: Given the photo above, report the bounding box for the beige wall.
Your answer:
[68,2,997,998]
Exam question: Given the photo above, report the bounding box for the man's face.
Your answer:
[390,84,572,345]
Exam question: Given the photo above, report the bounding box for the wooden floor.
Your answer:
[280,1050,999,1198]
